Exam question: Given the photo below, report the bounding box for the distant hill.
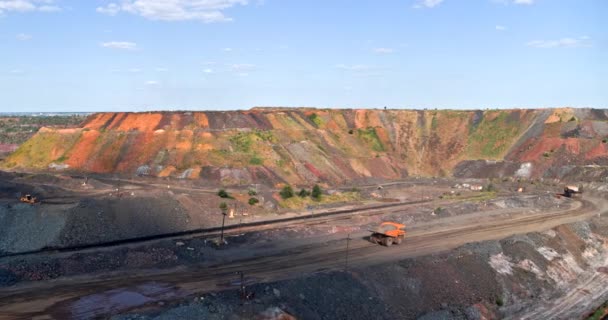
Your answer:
[0,114,88,160]
[3,108,608,185]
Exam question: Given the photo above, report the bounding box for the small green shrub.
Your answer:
[248,197,259,205]
[280,185,294,199]
[219,202,228,213]
[312,184,322,201]
[298,188,311,198]
[218,189,233,199]
[248,189,257,196]
[250,156,263,165]
[496,296,504,306]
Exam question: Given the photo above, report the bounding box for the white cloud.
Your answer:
[155,67,169,72]
[203,68,214,73]
[413,0,443,8]
[9,69,24,74]
[96,0,248,23]
[493,0,535,5]
[335,64,373,72]
[38,4,60,12]
[526,36,592,48]
[145,80,160,85]
[223,47,233,52]
[16,33,32,41]
[128,68,142,73]
[97,3,120,15]
[495,25,507,31]
[0,0,60,14]
[101,41,138,50]
[373,47,395,54]
[230,63,255,72]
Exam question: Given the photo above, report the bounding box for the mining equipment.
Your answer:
[369,222,406,247]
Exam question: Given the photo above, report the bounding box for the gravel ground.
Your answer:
[0,203,67,254]
[112,272,391,320]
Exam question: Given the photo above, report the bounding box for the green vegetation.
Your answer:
[467,111,522,159]
[248,197,259,206]
[0,115,86,145]
[4,130,82,168]
[229,132,254,152]
[569,116,577,122]
[280,185,295,199]
[586,301,608,320]
[485,183,497,192]
[495,296,504,307]
[249,155,263,165]
[357,127,384,152]
[254,130,275,142]
[217,189,234,199]
[308,113,323,126]
[248,189,257,196]
[298,188,311,198]
[219,202,228,213]
[431,116,438,130]
[312,184,323,201]
[279,191,360,209]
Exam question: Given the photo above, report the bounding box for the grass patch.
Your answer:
[467,111,522,159]
[308,113,323,127]
[357,127,384,152]
[279,191,360,209]
[249,155,263,165]
[586,301,608,320]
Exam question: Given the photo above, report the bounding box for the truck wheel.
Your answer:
[394,236,403,245]
[383,237,393,247]
[370,235,379,244]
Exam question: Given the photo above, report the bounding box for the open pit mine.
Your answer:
[1,107,608,320]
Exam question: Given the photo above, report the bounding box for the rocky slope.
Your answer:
[3,108,608,185]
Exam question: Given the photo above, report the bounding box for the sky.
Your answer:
[0,0,606,112]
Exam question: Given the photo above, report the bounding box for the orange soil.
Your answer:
[65,130,101,168]
[116,113,163,132]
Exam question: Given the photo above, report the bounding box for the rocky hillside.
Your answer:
[3,108,608,185]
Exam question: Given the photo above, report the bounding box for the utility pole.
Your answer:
[219,202,228,245]
[345,233,352,272]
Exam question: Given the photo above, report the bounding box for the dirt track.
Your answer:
[0,195,600,320]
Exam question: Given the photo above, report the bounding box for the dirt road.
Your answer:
[0,197,600,320]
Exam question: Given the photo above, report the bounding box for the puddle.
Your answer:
[68,282,185,319]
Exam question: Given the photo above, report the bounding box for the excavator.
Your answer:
[20,194,38,205]
[369,222,406,247]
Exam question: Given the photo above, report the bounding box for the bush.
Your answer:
[312,184,322,200]
[298,188,311,198]
[486,183,497,192]
[217,189,232,199]
[248,189,257,196]
[280,185,294,199]
[249,156,263,165]
[219,202,228,213]
[248,197,259,205]
[495,296,504,306]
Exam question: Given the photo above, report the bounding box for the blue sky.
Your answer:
[0,0,605,111]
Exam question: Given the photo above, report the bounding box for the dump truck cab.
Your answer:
[564,185,582,198]
[20,194,37,205]
[369,222,406,247]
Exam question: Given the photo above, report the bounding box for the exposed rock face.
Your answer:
[4,108,608,185]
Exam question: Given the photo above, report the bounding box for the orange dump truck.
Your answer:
[369,222,406,247]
